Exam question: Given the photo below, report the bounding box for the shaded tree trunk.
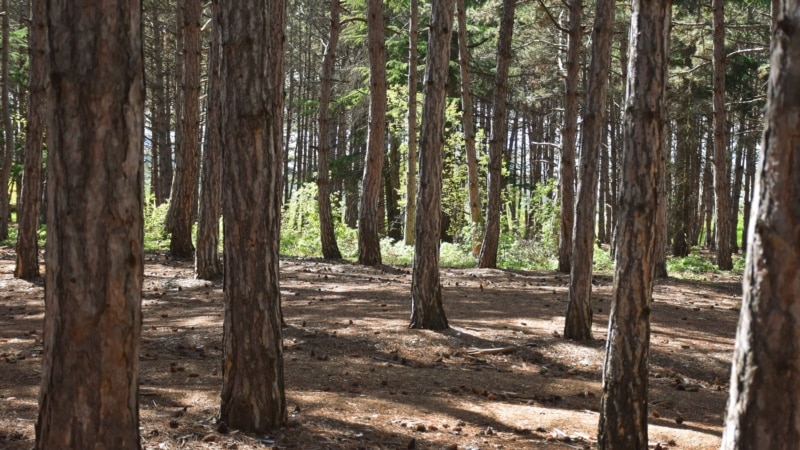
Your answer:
[410,0,454,331]
[729,116,746,254]
[404,0,419,246]
[385,133,402,241]
[219,0,287,432]
[15,0,46,279]
[478,0,516,268]
[597,0,670,447]
[0,0,13,240]
[722,3,800,444]
[317,0,342,260]
[564,0,614,341]
[712,0,732,269]
[358,0,387,266]
[195,0,223,280]
[35,2,144,447]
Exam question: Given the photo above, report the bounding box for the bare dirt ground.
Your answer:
[0,247,742,449]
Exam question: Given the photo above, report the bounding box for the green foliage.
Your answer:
[144,197,170,251]
[281,183,323,257]
[592,246,614,273]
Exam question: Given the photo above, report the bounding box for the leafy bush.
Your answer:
[144,198,170,251]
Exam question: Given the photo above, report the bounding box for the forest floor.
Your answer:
[0,247,742,450]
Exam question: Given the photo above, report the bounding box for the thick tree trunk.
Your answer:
[195,0,223,280]
[410,0,454,331]
[597,1,670,448]
[564,0,614,341]
[358,0,387,266]
[168,0,202,258]
[478,0,516,268]
[0,0,13,240]
[722,3,800,445]
[219,0,287,432]
[404,0,419,246]
[14,0,46,279]
[317,0,342,260]
[712,0,733,269]
[457,0,482,254]
[557,0,582,274]
[36,2,144,447]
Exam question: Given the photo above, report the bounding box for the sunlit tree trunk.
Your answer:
[597,0,670,447]
[478,0,516,268]
[713,0,732,269]
[15,0,46,279]
[564,0,614,341]
[404,0,418,246]
[36,2,144,447]
[219,0,287,432]
[410,0,454,331]
[358,0,387,266]
[721,2,800,446]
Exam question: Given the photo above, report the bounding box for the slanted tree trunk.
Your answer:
[478,0,516,268]
[0,0,13,240]
[168,0,202,258]
[564,0,614,341]
[219,0,287,432]
[712,0,732,269]
[317,0,342,260]
[358,0,387,266]
[457,0,482,251]
[722,4,800,446]
[195,0,223,280]
[14,0,46,279]
[404,0,419,246]
[410,0,454,331]
[557,0,582,274]
[36,1,144,447]
[597,0,670,447]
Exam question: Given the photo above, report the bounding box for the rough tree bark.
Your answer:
[317,0,342,260]
[195,0,223,280]
[564,0,614,341]
[218,0,287,432]
[358,0,387,266]
[478,0,516,268]
[403,0,419,246]
[409,0,455,331]
[557,0,582,274]
[14,0,46,279]
[721,2,800,446]
[713,0,733,269]
[35,2,144,447]
[597,0,670,448]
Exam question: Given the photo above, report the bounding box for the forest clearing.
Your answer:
[0,250,742,449]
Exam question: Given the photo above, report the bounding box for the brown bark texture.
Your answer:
[358,0,387,266]
[169,0,202,259]
[317,0,343,260]
[713,0,733,270]
[219,0,287,432]
[597,0,670,448]
[409,0,455,331]
[36,2,145,448]
[15,0,46,279]
[721,2,800,446]
[557,0,582,274]
[564,0,614,341]
[403,0,419,246]
[195,0,223,280]
[478,0,516,268]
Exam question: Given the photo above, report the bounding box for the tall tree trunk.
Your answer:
[195,0,223,280]
[457,0,482,251]
[729,116,745,254]
[597,0,670,447]
[385,133,402,241]
[168,0,202,258]
[712,0,732,269]
[564,0,614,341]
[558,0,582,274]
[317,0,342,260]
[36,2,144,447]
[410,0,454,331]
[358,0,387,266]
[722,2,800,444]
[154,8,173,206]
[404,0,419,246]
[478,0,516,268]
[0,0,13,240]
[15,0,46,279]
[219,0,287,432]
[741,140,755,251]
